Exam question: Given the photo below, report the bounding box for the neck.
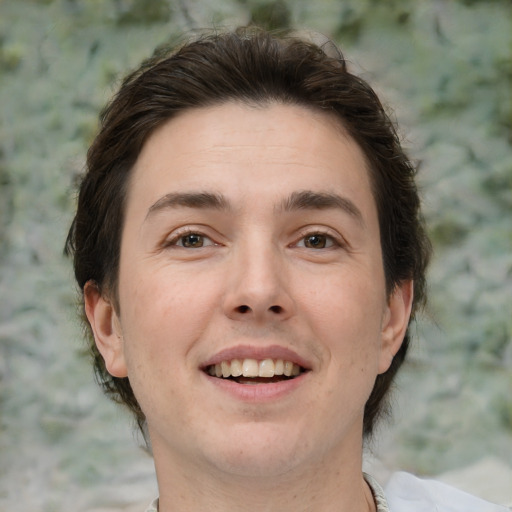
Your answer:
[152,439,376,512]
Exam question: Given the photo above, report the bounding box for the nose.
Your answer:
[222,241,295,323]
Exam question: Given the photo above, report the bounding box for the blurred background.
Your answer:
[0,0,511,510]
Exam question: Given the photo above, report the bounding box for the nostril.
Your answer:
[234,305,284,315]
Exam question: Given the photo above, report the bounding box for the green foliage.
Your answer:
[334,0,414,43]
[459,0,510,5]
[0,158,12,260]
[482,164,512,210]
[114,0,172,25]
[0,39,23,72]
[249,0,291,30]
[335,7,364,44]
[495,392,512,431]
[429,218,469,248]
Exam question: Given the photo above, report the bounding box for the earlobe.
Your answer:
[378,280,414,374]
[84,281,128,378]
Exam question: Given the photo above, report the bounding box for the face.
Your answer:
[86,103,412,481]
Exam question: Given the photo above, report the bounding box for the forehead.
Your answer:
[127,102,374,206]
[125,102,378,235]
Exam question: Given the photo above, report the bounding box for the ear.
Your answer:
[84,281,128,378]
[378,280,414,374]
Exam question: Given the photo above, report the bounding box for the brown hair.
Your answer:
[66,27,431,438]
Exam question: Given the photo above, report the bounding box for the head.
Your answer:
[66,27,431,440]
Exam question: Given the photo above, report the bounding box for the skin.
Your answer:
[85,103,413,512]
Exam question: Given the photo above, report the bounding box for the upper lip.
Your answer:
[201,344,312,371]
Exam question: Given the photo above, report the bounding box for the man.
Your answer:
[66,28,507,512]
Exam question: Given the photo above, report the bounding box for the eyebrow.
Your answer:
[278,190,365,225]
[145,189,364,225]
[146,192,230,220]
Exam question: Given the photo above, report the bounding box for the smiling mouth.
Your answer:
[205,358,306,384]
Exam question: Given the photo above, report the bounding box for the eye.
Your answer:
[170,232,215,248]
[297,233,336,249]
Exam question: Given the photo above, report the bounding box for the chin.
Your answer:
[211,450,302,479]
[204,423,307,478]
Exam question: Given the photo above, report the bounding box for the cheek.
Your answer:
[118,265,222,362]
[304,272,385,367]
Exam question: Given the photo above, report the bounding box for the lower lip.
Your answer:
[202,372,309,402]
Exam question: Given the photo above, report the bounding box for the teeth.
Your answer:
[230,359,242,377]
[242,358,259,377]
[207,358,303,379]
[259,359,274,378]
[221,361,230,378]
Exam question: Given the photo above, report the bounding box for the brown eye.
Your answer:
[302,234,333,249]
[174,233,214,248]
[181,234,204,247]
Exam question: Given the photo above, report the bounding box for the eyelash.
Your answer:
[294,230,344,250]
[164,229,216,248]
[163,228,345,251]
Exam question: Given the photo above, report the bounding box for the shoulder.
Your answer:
[384,471,510,512]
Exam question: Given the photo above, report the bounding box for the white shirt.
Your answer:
[144,472,510,511]
[384,472,510,512]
